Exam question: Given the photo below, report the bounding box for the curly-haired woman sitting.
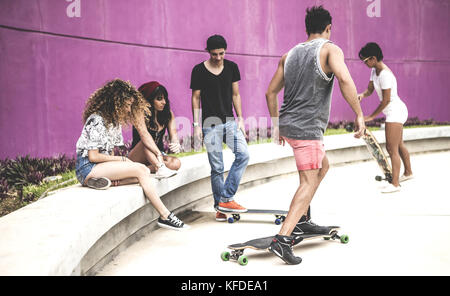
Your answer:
[75,79,188,230]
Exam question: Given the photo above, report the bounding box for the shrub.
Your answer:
[0,155,75,199]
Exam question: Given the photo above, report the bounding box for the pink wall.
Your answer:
[1,0,449,158]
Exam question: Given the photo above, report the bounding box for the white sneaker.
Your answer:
[155,164,177,179]
[399,174,414,183]
[381,183,401,193]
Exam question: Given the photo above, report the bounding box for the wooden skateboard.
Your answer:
[217,208,288,225]
[221,228,349,265]
[346,124,393,183]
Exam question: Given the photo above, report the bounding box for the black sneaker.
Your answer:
[86,177,111,190]
[268,235,302,265]
[157,212,189,231]
[292,235,304,246]
[292,219,336,235]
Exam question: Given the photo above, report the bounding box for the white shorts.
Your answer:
[383,100,408,124]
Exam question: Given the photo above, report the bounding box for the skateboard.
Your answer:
[217,209,288,225]
[345,124,393,183]
[221,228,349,265]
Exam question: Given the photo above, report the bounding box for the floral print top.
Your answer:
[76,113,123,157]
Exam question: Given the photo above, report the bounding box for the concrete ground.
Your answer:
[97,151,450,276]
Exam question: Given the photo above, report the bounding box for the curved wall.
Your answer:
[0,0,449,158]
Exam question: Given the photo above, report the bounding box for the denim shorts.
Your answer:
[75,153,96,185]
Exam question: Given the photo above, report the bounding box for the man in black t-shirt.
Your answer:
[190,35,249,221]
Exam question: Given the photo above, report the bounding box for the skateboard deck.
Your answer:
[346,124,393,183]
[217,209,288,224]
[221,228,349,265]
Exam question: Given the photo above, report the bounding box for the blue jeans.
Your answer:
[203,121,250,208]
[75,153,96,185]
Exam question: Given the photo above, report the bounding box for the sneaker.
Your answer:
[86,177,111,190]
[381,183,401,193]
[292,235,304,246]
[399,174,414,183]
[155,164,177,179]
[218,200,247,213]
[216,211,227,222]
[157,212,189,231]
[268,235,302,265]
[292,219,336,235]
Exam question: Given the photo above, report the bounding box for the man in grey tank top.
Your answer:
[265,6,365,264]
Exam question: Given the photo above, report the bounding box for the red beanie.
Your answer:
[138,81,161,101]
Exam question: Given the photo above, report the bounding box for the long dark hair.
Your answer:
[138,82,172,130]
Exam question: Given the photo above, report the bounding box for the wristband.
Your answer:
[193,122,199,127]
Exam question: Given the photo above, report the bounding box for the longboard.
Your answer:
[346,124,393,183]
[217,208,288,224]
[221,228,349,265]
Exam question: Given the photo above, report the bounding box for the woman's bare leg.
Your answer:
[385,122,403,187]
[129,141,181,173]
[398,128,413,176]
[128,141,160,168]
[86,161,170,218]
[163,155,181,171]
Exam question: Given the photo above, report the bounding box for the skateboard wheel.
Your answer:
[324,237,331,240]
[281,216,286,222]
[221,251,230,261]
[228,217,235,224]
[275,218,281,225]
[340,235,349,244]
[375,176,382,181]
[238,256,248,266]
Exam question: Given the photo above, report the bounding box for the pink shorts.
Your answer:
[284,138,325,171]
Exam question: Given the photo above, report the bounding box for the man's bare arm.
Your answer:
[265,54,287,119]
[265,54,287,144]
[231,81,246,135]
[191,90,201,125]
[327,44,365,138]
[191,89,203,144]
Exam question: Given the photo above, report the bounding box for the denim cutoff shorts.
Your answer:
[75,153,96,185]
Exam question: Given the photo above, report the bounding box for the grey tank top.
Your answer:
[279,38,335,140]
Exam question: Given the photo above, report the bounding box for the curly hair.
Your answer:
[82,79,150,128]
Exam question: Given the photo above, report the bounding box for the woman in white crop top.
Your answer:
[357,43,413,193]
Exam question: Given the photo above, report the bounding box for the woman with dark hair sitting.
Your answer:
[358,42,413,193]
[75,79,188,230]
[128,81,181,179]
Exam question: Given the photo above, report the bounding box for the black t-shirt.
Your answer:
[190,59,241,125]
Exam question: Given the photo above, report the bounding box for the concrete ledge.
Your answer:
[0,126,449,275]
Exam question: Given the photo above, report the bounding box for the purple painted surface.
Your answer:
[0,0,449,158]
